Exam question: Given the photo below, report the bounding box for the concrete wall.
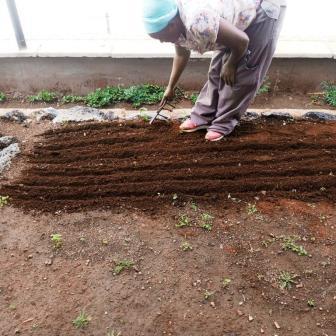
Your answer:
[0,57,335,94]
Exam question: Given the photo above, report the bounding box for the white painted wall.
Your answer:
[0,0,335,50]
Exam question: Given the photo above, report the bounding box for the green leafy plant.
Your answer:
[322,82,336,107]
[222,278,232,288]
[180,241,193,251]
[62,95,86,104]
[247,203,258,215]
[200,213,214,231]
[282,237,308,256]
[85,86,125,108]
[113,260,134,275]
[190,93,199,105]
[72,311,91,329]
[0,91,6,102]
[257,79,271,95]
[0,195,10,207]
[123,84,164,107]
[50,233,62,249]
[279,271,296,290]
[28,90,57,103]
[176,214,191,228]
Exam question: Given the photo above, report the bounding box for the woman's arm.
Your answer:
[216,19,250,86]
[160,45,191,106]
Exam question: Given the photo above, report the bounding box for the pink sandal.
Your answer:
[205,130,224,142]
[179,119,209,133]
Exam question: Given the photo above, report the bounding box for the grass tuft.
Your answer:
[72,311,90,329]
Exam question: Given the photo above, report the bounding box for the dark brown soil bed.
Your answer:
[0,119,336,336]
[1,119,336,213]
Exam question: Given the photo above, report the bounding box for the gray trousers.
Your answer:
[190,4,287,135]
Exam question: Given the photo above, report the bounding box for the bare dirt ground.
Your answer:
[0,119,335,336]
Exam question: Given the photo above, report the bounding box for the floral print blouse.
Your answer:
[175,0,285,54]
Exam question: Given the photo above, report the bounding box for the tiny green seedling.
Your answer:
[307,299,316,307]
[0,195,10,208]
[282,237,308,256]
[0,91,6,102]
[113,260,134,275]
[180,241,193,251]
[222,278,232,288]
[200,213,214,231]
[72,311,91,329]
[190,93,199,105]
[176,214,191,228]
[204,290,215,300]
[279,271,296,290]
[247,203,258,215]
[50,233,62,249]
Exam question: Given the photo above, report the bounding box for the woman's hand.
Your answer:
[159,86,175,107]
[221,60,237,87]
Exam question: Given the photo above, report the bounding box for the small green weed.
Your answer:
[50,233,62,249]
[322,82,336,107]
[200,213,214,231]
[222,278,232,288]
[279,271,296,290]
[113,260,134,275]
[247,203,258,215]
[0,91,6,102]
[180,241,193,251]
[176,214,191,228]
[62,95,85,104]
[282,237,308,256]
[0,195,10,207]
[204,290,215,300]
[72,311,91,329]
[257,79,271,95]
[190,93,198,105]
[86,86,125,108]
[307,298,316,307]
[28,90,57,103]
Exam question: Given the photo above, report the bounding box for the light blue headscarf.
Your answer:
[143,0,178,34]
